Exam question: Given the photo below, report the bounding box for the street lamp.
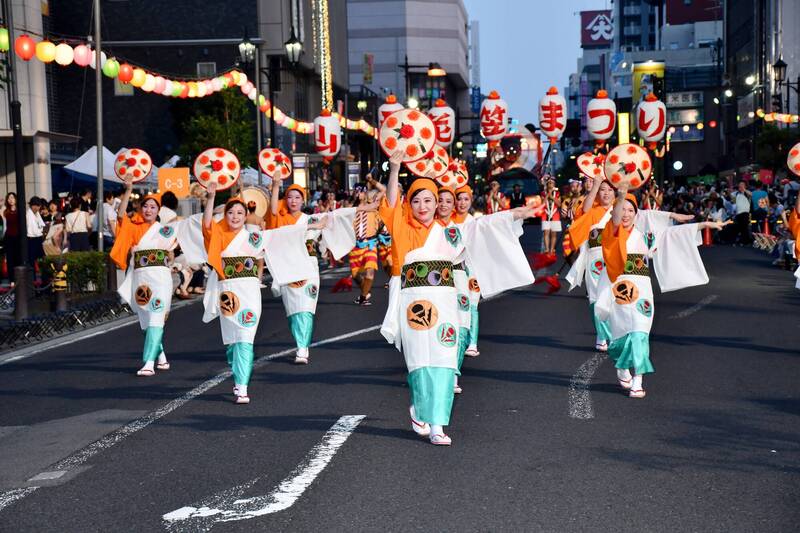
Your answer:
[284,26,302,67]
[773,56,800,116]
[398,55,448,107]
[427,62,446,77]
[407,96,419,109]
[238,32,256,64]
[724,88,734,98]
[774,57,787,83]
[357,99,367,112]
[745,75,756,86]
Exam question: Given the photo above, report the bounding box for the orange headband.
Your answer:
[438,185,456,199]
[141,193,161,208]
[625,193,638,211]
[455,184,473,198]
[285,184,307,201]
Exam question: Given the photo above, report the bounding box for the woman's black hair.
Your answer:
[225,199,247,213]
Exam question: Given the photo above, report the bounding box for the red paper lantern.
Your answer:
[179,84,190,99]
[118,63,134,84]
[14,35,36,61]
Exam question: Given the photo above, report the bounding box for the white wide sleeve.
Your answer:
[320,207,357,260]
[565,242,588,291]
[261,224,316,285]
[202,270,220,323]
[635,209,673,247]
[793,264,800,290]
[461,211,535,298]
[172,213,207,265]
[652,223,709,293]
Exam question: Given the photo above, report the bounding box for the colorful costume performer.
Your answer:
[453,185,481,356]
[111,196,177,376]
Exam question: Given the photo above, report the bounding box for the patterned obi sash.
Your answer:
[378,233,392,246]
[356,237,378,249]
[401,260,456,289]
[305,239,317,257]
[134,249,169,269]
[453,262,466,272]
[623,253,650,276]
[222,256,259,279]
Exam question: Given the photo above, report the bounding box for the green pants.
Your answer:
[589,302,612,344]
[288,312,314,349]
[226,342,255,386]
[469,304,479,346]
[408,367,456,426]
[608,332,654,375]
[142,326,164,363]
[457,327,470,373]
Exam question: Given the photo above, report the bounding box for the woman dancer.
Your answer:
[267,178,363,364]
[566,177,616,351]
[380,153,538,445]
[453,184,481,357]
[201,182,320,403]
[350,187,382,306]
[596,183,725,398]
[110,179,176,376]
[541,177,561,256]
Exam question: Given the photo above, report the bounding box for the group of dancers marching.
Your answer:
[110,149,734,445]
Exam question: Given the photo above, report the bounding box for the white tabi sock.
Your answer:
[297,347,309,358]
[430,424,444,436]
[141,360,155,371]
[157,352,168,365]
[616,368,632,382]
[236,385,248,397]
[631,374,643,390]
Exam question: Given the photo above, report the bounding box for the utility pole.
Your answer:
[3,0,31,319]
[94,0,104,252]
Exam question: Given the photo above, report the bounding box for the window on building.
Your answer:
[196,62,216,78]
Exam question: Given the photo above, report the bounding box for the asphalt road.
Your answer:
[0,231,798,532]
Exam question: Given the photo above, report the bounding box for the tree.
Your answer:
[173,90,256,169]
[755,124,800,171]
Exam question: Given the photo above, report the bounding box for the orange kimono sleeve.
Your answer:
[568,205,605,249]
[601,222,631,283]
[789,209,800,256]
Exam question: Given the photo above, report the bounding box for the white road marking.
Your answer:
[568,352,606,419]
[0,325,380,512]
[27,470,68,482]
[162,415,365,531]
[668,294,718,319]
[0,487,39,512]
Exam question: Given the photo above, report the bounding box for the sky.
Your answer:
[463,0,611,123]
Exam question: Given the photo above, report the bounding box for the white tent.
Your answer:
[63,146,123,183]
[241,166,272,187]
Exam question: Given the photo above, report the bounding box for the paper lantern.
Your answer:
[237,72,248,86]
[636,93,667,150]
[73,44,92,67]
[787,142,800,177]
[427,98,456,148]
[153,76,165,94]
[0,28,9,52]
[247,87,257,101]
[102,57,120,78]
[586,89,616,147]
[179,83,190,98]
[162,80,173,96]
[35,40,56,63]
[212,77,223,92]
[117,63,133,84]
[314,109,342,157]
[142,74,156,93]
[14,35,36,61]
[54,43,74,66]
[538,86,566,143]
[378,94,404,129]
[172,82,183,97]
[89,50,107,70]
[480,90,508,141]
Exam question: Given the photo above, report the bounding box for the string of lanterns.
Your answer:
[0,28,377,138]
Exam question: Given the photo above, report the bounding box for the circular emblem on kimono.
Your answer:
[243,258,255,270]
[577,152,606,179]
[603,144,652,190]
[408,144,449,178]
[306,284,319,299]
[436,322,458,348]
[159,226,174,238]
[440,267,451,283]
[289,279,307,289]
[193,147,240,191]
[457,294,470,311]
[134,285,152,306]
[427,270,442,286]
[258,147,292,180]
[590,260,604,280]
[589,228,602,243]
[223,265,236,278]
[444,226,461,247]
[237,308,257,328]
[787,141,800,177]
[149,297,165,313]
[406,300,438,331]
[644,232,655,249]
[248,231,263,248]
[219,291,239,316]
[612,279,639,305]
[379,108,436,162]
[468,278,481,293]
[114,148,152,183]
[636,298,653,318]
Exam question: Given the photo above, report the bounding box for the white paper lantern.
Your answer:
[586,89,617,147]
[89,50,107,70]
[54,43,74,66]
[378,94,404,129]
[314,109,342,157]
[162,80,173,96]
[427,98,456,147]
[480,90,508,141]
[142,73,156,93]
[538,86,567,143]
[636,93,667,149]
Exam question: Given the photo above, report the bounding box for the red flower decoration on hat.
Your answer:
[211,160,223,172]
[399,124,414,139]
